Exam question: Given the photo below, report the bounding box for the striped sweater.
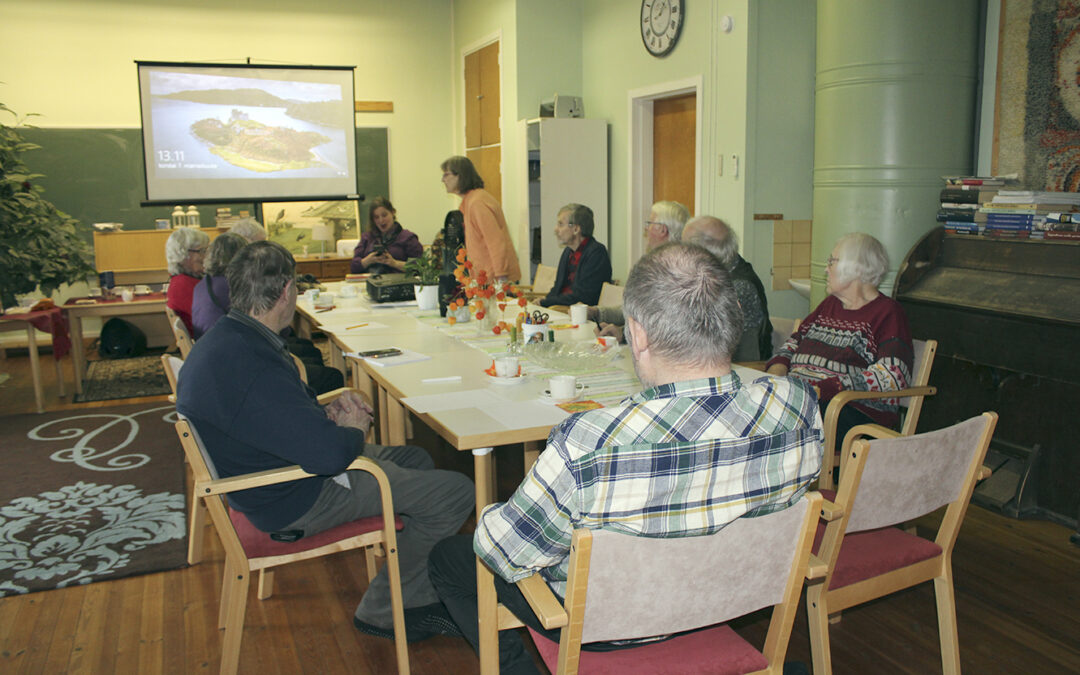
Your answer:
[767,294,913,427]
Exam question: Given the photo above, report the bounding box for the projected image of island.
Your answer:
[138,63,358,203]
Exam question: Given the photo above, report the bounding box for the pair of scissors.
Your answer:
[531,310,550,325]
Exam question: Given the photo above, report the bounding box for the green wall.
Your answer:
[0,0,455,244]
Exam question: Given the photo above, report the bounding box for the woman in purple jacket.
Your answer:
[350,197,423,274]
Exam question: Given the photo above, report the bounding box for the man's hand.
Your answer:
[595,322,625,343]
[325,390,373,434]
[766,364,789,376]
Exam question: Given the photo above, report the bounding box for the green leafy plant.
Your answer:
[403,247,441,285]
[0,103,96,310]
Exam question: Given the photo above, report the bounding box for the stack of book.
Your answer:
[981,191,1080,239]
[937,175,1018,235]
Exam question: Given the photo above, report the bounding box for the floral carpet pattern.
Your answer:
[0,404,186,595]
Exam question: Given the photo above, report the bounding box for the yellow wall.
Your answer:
[0,0,456,244]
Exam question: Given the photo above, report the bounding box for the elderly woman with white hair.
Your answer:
[766,232,913,451]
[165,226,210,334]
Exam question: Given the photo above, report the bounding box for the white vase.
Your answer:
[414,284,439,311]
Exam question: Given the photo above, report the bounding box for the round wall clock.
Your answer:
[641,0,684,57]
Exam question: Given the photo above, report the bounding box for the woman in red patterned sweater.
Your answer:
[766,232,913,452]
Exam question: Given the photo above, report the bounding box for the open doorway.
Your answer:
[627,77,702,271]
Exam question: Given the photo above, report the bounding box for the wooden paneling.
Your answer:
[295,256,353,281]
[652,93,696,214]
[467,146,502,205]
[478,42,501,146]
[93,229,222,275]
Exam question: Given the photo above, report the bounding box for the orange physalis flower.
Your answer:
[517,297,528,307]
[498,303,506,311]
[492,325,501,334]
[476,310,485,319]
[496,292,506,301]
[456,248,467,263]
[447,315,457,325]
[456,298,465,307]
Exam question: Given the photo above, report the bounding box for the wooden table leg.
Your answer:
[523,441,541,473]
[54,357,66,398]
[69,314,86,395]
[386,396,407,446]
[25,323,44,413]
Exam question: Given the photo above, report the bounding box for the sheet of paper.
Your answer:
[480,399,569,427]
[401,389,505,413]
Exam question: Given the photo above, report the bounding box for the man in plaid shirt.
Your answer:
[429,243,823,673]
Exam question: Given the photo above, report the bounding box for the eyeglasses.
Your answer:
[644,220,664,229]
[825,256,839,268]
[188,247,207,254]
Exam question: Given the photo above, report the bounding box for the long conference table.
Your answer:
[295,281,767,672]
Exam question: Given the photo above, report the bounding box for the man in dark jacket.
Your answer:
[177,241,473,643]
[539,203,612,307]
[683,216,774,361]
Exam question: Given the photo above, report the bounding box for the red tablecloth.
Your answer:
[0,307,70,360]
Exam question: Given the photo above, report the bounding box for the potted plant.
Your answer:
[403,248,440,311]
[0,104,95,311]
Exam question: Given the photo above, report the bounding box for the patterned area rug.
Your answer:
[74,354,171,403]
[0,403,187,596]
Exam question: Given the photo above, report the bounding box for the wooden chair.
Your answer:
[596,281,623,308]
[478,492,824,674]
[165,307,195,358]
[819,338,938,490]
[807,413,997,675]
[174,410,409,675]
[522,264,557,301]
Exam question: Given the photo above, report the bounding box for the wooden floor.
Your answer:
[1,349,1078,674]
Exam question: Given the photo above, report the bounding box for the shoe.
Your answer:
[353,602,463,643]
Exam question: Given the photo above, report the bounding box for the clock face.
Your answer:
[641,0,684,57]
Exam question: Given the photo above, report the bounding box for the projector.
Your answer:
[366,273,416,303]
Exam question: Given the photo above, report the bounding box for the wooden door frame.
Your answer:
[626,76,703,271]
[458,31,504,188]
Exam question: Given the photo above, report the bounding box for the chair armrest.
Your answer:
[317,386,361,405]
[196,456,384,497]
[977,465,992,481]
[515,574,568,630]
[824,386,937,446]
[819,498,844,522]
[806,554,828,580]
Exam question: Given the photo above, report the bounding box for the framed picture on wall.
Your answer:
[259,200,360,257]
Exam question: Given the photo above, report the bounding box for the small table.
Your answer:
[0,307,69,413]
[63,294,168,395]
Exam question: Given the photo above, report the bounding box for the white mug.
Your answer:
[120,288,134,302]
[494,355,520,378]
[549,375,578,401]
[569,303,588,325]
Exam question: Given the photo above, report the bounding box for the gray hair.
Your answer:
[832,232,890,287]
[165,227,210,276]
[204,232,248,277]
[226,241,295,316]
[683,216,738,268]
[651,200,691,241]
[230,217,267,242]
[623,243,743,367]
[559,203,595,238]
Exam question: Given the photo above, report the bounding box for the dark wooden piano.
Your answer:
[896,228,1079,537]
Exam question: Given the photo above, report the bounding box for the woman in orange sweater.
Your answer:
[440,156,521,282]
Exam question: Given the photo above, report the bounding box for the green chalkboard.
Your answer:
[18,127,390,235]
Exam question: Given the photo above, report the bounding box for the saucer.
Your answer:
[486,373,527,385]
[539,385,586,404]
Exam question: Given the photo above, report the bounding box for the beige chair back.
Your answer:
[532,264,557,297]
[843,413,995,534]
[596,282,623,309]
[574,496,817,644]
[165,307,195,358]
[161,353,184,403]
[898,338,937,432]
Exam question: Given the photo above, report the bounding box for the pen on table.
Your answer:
[346,323,369,329]
[315,307,335,313]
[421,375,462,384]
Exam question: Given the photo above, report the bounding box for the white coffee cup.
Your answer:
[120,288,134,302]
[549,375,578,401]
[494,355,520,378]
[569,303,588,325]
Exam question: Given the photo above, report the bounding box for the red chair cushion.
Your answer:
[230,507,404,560]
[527,623,768,675]
[812,518,942,590]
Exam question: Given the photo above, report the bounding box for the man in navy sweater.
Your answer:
[538,203,612,308]
[177,241,473,642]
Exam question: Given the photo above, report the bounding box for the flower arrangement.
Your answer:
[446,247,527,332]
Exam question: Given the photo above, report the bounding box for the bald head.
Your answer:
[682,216,738,268]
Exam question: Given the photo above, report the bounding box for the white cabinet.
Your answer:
[516,118,608,277]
